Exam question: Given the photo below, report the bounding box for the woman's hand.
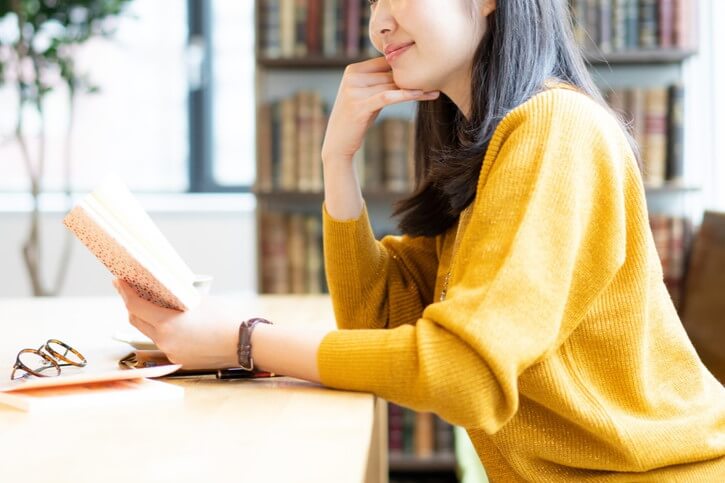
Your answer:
[113,279,239,370]
[320,56,439,162]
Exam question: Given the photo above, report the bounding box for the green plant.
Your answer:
[0,0,132,296]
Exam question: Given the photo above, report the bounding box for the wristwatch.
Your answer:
[237,317,273,371]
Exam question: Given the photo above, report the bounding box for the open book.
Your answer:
[63,176,201,311]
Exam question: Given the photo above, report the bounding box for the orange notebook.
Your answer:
[63,176,201,311]
[0,365,183,412]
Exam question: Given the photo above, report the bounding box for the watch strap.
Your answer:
[237,317,272,371]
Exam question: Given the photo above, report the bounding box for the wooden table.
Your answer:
[0,294,387,483]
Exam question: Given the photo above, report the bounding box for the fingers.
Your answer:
[113,279,179,324]
[347,71,394,88]
[345,56,391,74]
[128,314,158,341]
[366,89,440,112]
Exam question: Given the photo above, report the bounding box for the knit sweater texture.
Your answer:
[317,86,725,481]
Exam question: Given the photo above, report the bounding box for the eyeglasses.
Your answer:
[11,339,88,380]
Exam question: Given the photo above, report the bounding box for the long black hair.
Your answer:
[393,0,629,237]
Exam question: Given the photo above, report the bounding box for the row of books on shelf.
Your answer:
[256,90,415,194]
[649,214,692,311]
[260,210,326,294]
[388,403,454,459]
[604,84,683,187]
[258,0,377,59]
[570,0,697,53]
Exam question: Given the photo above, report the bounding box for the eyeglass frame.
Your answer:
[11,339,88,380]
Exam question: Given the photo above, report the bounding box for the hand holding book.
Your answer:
[63,176,202,311]
[113,278,242,371]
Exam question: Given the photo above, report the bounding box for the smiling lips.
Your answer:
[384,42,415,62]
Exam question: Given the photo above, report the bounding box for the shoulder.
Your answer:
[493,86,627,147]
[484,86,635,173]
[476,85,636,199]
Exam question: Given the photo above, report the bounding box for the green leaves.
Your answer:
[0,0,133,100]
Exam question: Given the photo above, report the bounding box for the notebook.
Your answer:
[0,365,183,412]
[63,176,201,311]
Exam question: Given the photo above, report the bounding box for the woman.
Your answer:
[115,0,725,480]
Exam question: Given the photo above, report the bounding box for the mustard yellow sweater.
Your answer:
[317,86,725,481]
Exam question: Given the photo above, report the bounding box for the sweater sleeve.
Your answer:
[317,90,630,434]
[322,202,439,330]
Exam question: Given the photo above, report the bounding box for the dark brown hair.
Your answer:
[393,0,624,237]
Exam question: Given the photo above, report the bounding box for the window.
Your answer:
[0,0,256,194]
[0,0,189,193]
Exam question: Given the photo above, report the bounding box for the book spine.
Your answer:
[673,0,688,48]
[294,0,308,57]
[288,213,307,293]
[261,211,290,293]
[271,100,283,189]
[388,403,404,455]
[570,0,588,47]
[599,0,612,53]
[643,87,668,187]
[323,0,339,57]
[305,216,323,293]
[434,415,454,454]
[306,0,323,55]
[612,0,627,51]
[658,0,674,48]
[625,0,640,49]
[639,0,658,49]
[585,0,600,51]
[256,103,274,191]
[296,91,312,191]
[309,92,325,192]
[345,0,361,58]
[262,0,282,58]
[402,406,415,454]
[666,83,684,184]
[280,0,296,57]
[280,96,298,190]
[627,87,647,175]
[336,0,346,57]
[414,412,435,457]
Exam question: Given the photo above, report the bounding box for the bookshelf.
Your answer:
[253,0,700,480]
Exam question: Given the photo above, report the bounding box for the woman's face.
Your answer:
[368,0,494,95]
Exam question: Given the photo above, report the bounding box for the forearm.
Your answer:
[322,156,364,221]
[250,323,332,384]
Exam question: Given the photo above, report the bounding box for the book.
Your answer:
[0,364,182,412]
[62,176,202,311]
[0,378,183,412]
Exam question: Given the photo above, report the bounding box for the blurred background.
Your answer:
[1,1,723,482]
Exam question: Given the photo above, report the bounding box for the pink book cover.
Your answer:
[61,177,200,311]
[63,205,189,310]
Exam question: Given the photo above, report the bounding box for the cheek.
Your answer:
[369,25,383,54]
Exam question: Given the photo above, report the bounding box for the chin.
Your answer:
[392,71,433,93]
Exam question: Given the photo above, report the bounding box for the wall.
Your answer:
[0,193,257,297]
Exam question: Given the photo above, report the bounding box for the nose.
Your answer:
[369,1,396,51]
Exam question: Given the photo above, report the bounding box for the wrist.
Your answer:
[237,318,273,371]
